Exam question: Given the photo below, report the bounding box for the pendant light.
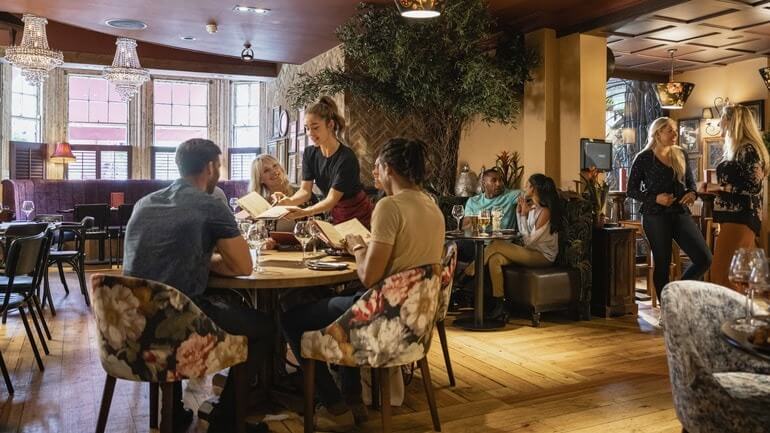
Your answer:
[394,0,442,18]
[760,67,770,91]
[654,49,695,110]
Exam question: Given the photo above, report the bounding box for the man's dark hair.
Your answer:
[378,137,428,185]
[175,139,221,176]
[482,168,502,179]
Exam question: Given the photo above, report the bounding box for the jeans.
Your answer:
[642,213,712,302]
[187,291,275,419]
[281,293,363,407]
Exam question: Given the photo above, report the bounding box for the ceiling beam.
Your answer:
[558,0,689,37]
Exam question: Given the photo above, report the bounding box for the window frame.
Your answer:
[228,147,261,181]
[65,144,133,180]
[231,81,261,149]
[152,78,209,148]
[151,146,179,180]
[66,74,129,146]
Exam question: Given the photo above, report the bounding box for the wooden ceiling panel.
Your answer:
[686,31,760,46]
[609,19,675,35]
[652,0,739,22]
[609,38,666,52]
[644,25,719,40]
[678,47,746,60]
[636,43,707,56]
[615,53,664,67]
[744,21,770,34]
[699,7,770,28]
[724,36,770,51]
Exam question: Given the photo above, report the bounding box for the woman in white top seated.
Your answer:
[466,173,561,318]
[246,154,296,244]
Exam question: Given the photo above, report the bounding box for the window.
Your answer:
[66,75,131,179]
[66,145,131,180]
[153,80,209,179]
[68,75,128,145]
[11,67,42,142]
[229,82,261,179]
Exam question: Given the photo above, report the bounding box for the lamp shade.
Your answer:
[50,142,76,164]
[654,81,695,110]
[702,107,714,119]
[394,0,442,18]
[760,67,770,91]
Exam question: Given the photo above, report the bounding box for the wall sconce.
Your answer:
[760,67,770,91]
[702,107,714,119]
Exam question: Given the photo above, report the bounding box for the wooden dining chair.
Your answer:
[89,274,250,433]
[301,264,443,433]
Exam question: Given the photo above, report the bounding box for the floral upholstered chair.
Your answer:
[301,264,443,433]
[662,281,770,433]
[89,274,249,433]
[435,241,458,386]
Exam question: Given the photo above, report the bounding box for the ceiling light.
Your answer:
[105,18,147,30]
[180,36,196,41]
[103,38,150,101]
[654,49,695,110]
[241,43,254,62]
[4,14,63,85]
[395,0,442,18]
[233,6,270,14]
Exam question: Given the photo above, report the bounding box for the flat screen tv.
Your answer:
[580,138,612,171]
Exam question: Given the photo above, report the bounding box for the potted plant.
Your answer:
[580,168,609,227]
[495,150,524,190]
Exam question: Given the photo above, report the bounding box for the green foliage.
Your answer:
[287,0,538,193]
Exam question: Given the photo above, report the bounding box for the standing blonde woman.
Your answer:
[711,104,770,290]
[627,117,712,303]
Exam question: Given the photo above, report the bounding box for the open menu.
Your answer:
[313,219,371,250]
[236,191,291,220]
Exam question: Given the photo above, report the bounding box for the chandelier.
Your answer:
[4,14,63,85]
[103,38,150,101]
[654,49,695,110]
[394,0,442,18]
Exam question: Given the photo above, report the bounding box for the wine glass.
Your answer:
[294,221,312,264]
[749,259,770,327]
[238,221,252,239]
[247,222,269,273]
[478,209,491,236]
[307,216,321,255]
[451,205,464,233]
[229,198,239,213]
[21,201,34,221]
[730,248,766,329]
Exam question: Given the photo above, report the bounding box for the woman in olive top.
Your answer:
[711,104,770,290]
[627,116,712,304]
[274,96,374,227]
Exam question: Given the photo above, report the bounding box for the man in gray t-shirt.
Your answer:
[123,139,271,432]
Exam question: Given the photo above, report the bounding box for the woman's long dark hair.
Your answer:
[528,173,562,234]
[378,138,427,185]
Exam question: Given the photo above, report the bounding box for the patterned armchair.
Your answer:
[301,264,443,433]
[662,281,770,433]
[89,274,249,433]
[435,241,458,386]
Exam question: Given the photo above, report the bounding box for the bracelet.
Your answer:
[352,243,366,253]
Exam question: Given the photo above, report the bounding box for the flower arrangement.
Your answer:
[495,150,525,190]
[580,168,609,226]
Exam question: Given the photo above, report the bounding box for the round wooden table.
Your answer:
[208,250,358,289]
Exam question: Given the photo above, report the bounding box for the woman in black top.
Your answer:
[627,117,712,303]
[275,96,374,227]
[711,104,770,290]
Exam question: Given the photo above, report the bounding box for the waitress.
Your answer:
[274,96,373,227]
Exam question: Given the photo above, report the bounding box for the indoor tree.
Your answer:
[288,0,538,194]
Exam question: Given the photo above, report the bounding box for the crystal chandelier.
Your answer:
[4,14,64,85]
[103,38,150,101]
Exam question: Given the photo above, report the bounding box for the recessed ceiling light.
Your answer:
[105,18,147,30]
[233,5,270,14]
[180,36,196,41]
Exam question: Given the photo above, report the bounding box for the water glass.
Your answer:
[294,221,312,264]
[451,205,464,233]
[749,260,770,326]
[491,206,503,234]
[21,200,34,221]
[247,222,268,273]
[307,216,320,255]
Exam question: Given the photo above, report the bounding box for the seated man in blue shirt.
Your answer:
[460,168,521,257]
[123,138,272,433]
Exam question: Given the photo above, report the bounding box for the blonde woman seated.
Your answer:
[241,154,296,247]
[465,174,561,320]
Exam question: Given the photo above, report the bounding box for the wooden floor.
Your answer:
[0,270,681,433]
